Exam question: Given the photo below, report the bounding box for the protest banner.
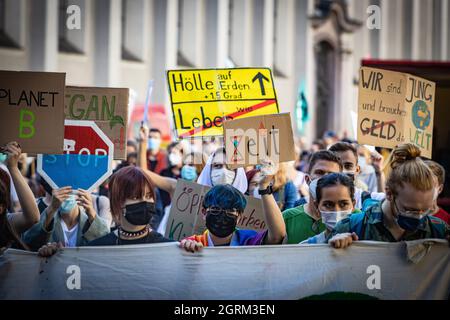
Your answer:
[165,180,265,241]
[37,120,114,192]
[1,240,448,300]
[0,70,66,154]
[223,113,295,168]
[65,86,129,160]
[357,67,435,158]
[167,68,279,138]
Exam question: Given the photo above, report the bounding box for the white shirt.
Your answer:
[157,205,171,236]
[60,220,79,247]
[354,187,385,210]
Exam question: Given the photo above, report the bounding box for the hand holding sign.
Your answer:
[76,189,96,221]
[1,141,21,169]
[370,150,384,174]
[49,187,73,212]
[139,123,149,142]
[258,158,278,189]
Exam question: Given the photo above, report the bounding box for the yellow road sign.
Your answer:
[167,68,279,138]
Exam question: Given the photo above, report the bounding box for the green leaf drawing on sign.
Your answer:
[109,115,124,129]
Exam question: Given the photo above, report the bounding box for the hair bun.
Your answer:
[391,143,421,169]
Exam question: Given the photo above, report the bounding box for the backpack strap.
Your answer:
[426,215,446,238]
[349,212,367,239]
[96,195,100,213]
[37,198,48,214]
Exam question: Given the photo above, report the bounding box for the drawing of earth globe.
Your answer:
[412,100,431,130]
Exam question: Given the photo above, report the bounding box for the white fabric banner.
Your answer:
[0,240,448,300]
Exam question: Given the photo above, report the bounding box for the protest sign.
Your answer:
[0,70,66,154]
[223,113,295,168]
[1,240,448,300]
[357,67,435,158]
[167,68,279,138]
[165,180,265,241]
[65,86,129,160]
[37,120,114,192]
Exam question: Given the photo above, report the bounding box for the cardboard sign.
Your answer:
[165,180,266,241]
[65,86,129,160]
[167,68,279,138]
[357,67,435,158]
[223,113,295,168]
[0,70,66,154]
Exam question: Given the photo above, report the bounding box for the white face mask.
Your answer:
[168,153,182,166]
[358,156,367,168]
[211,168,235,186]
[320,210,352,230]
[308,178,320,201]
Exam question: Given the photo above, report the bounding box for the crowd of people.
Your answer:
[0,127,449,259]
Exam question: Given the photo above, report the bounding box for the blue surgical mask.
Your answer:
[396,214,421,231]
[60,194,77,214]
[181,165,197,181]
[393,198,431,231]
[147,138,161,151]
[0,153,7,163]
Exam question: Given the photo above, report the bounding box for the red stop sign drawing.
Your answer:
[64,121,111,157]
[37,120,114,192]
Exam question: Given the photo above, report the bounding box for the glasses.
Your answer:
[393,199,433,219]
[206,207,239,219]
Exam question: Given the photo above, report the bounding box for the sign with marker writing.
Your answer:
[167,68,279,138]
[37,120,114,192]
[165,180,266,241]
[2,240,449,300]
[65,86,129,160]
[223,113,295,169]
[357,67,435,158]
[0,70,66,154]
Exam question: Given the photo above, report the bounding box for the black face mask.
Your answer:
[123,201,155,226]
[205,211,238,238]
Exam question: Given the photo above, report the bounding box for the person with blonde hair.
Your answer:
[270,162,299,210]
[424,160,449,224]
[328,143,449,249]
